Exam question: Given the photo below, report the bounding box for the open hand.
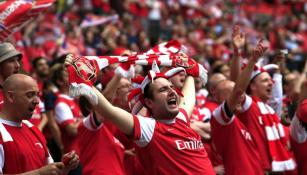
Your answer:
[232,25,245,50]
[251,39,268,62]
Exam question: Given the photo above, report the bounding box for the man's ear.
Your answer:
[7,91,15,103]
[250,82,256,92]
[144,98,153,110]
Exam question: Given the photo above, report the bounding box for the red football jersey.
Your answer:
[78,115,125,175]
[55,94,82,153]
[237,95,295,171]
[133,108,215,175]
[0,119,52,173]
[211,103,263,175]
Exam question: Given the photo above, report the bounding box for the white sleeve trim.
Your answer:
[55,102,74,124]
[212,103,235,125]
[290,115,307,143]
[240,94,252,113]
[47,151,54,164]
[135,115,156,147]
[82,115,103,131]
[0,144,4,173]
[0,123,13,142]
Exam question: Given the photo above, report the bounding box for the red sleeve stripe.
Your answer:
[133,115,141,140]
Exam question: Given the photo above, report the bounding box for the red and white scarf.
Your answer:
[67,40,187,86]
[253,97,296,172]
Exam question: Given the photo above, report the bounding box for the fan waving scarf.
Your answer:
[66,40,193,86]
[0,0,55,42]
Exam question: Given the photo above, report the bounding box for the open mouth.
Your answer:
[167,98,177,108]
[180,78,185,84]
[28,107,36,113]
[266,88,272,94]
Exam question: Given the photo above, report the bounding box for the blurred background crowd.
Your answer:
[8,0,306,73]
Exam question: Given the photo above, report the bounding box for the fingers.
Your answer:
[64,54,74,66]
[240,32,246,40]
[252,39,268,60]
[40,163,64,175]
[232,25,240,37]
[62,151,80,170]
[54,162,65,169]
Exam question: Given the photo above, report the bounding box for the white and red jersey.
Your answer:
[202,99,219,120]
[290,115,307,175]
[196,89,208,108]
[78,115,125,175]
[133,108,215,175]
[211,103,263,175]
[0,119,53,174]
[191,106,211,122]
[29,100,45,127]
[237,95,295,172]
[55,94,82,153]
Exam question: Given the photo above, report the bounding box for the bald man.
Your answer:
[0,74,79,174]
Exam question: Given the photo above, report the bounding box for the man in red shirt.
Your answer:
[230,26,296,172]
[65,55,215,174]
[211,41,266,174]
[0,74,79,174]
[77,97,126,175]
[0,42,22,111]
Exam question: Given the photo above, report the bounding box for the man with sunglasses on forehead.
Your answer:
[65,53,215,174]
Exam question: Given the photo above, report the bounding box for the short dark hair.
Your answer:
[143,83,154,100]
[32,57,45,69]
[143,83,154,114]
[51,64,65,88]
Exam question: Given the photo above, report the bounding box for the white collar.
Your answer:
[0,118,22,127]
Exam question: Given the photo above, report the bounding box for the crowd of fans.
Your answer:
[0,0,306,174]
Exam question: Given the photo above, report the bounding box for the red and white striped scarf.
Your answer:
[254,97,296,172]
[67,40,187,86]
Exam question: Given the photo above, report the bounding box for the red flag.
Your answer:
[0,0,55,42]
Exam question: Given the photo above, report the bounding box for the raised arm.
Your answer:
[93,87,134,135]
[295,60,307,105]
[268,53,285,117]
[179,75,196,117]
[298,65,307,105]
[181,57,208,117]
[227,40,267,111]
[102,73,122,101]
[230,25,245,82]
[70,83,134,136]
